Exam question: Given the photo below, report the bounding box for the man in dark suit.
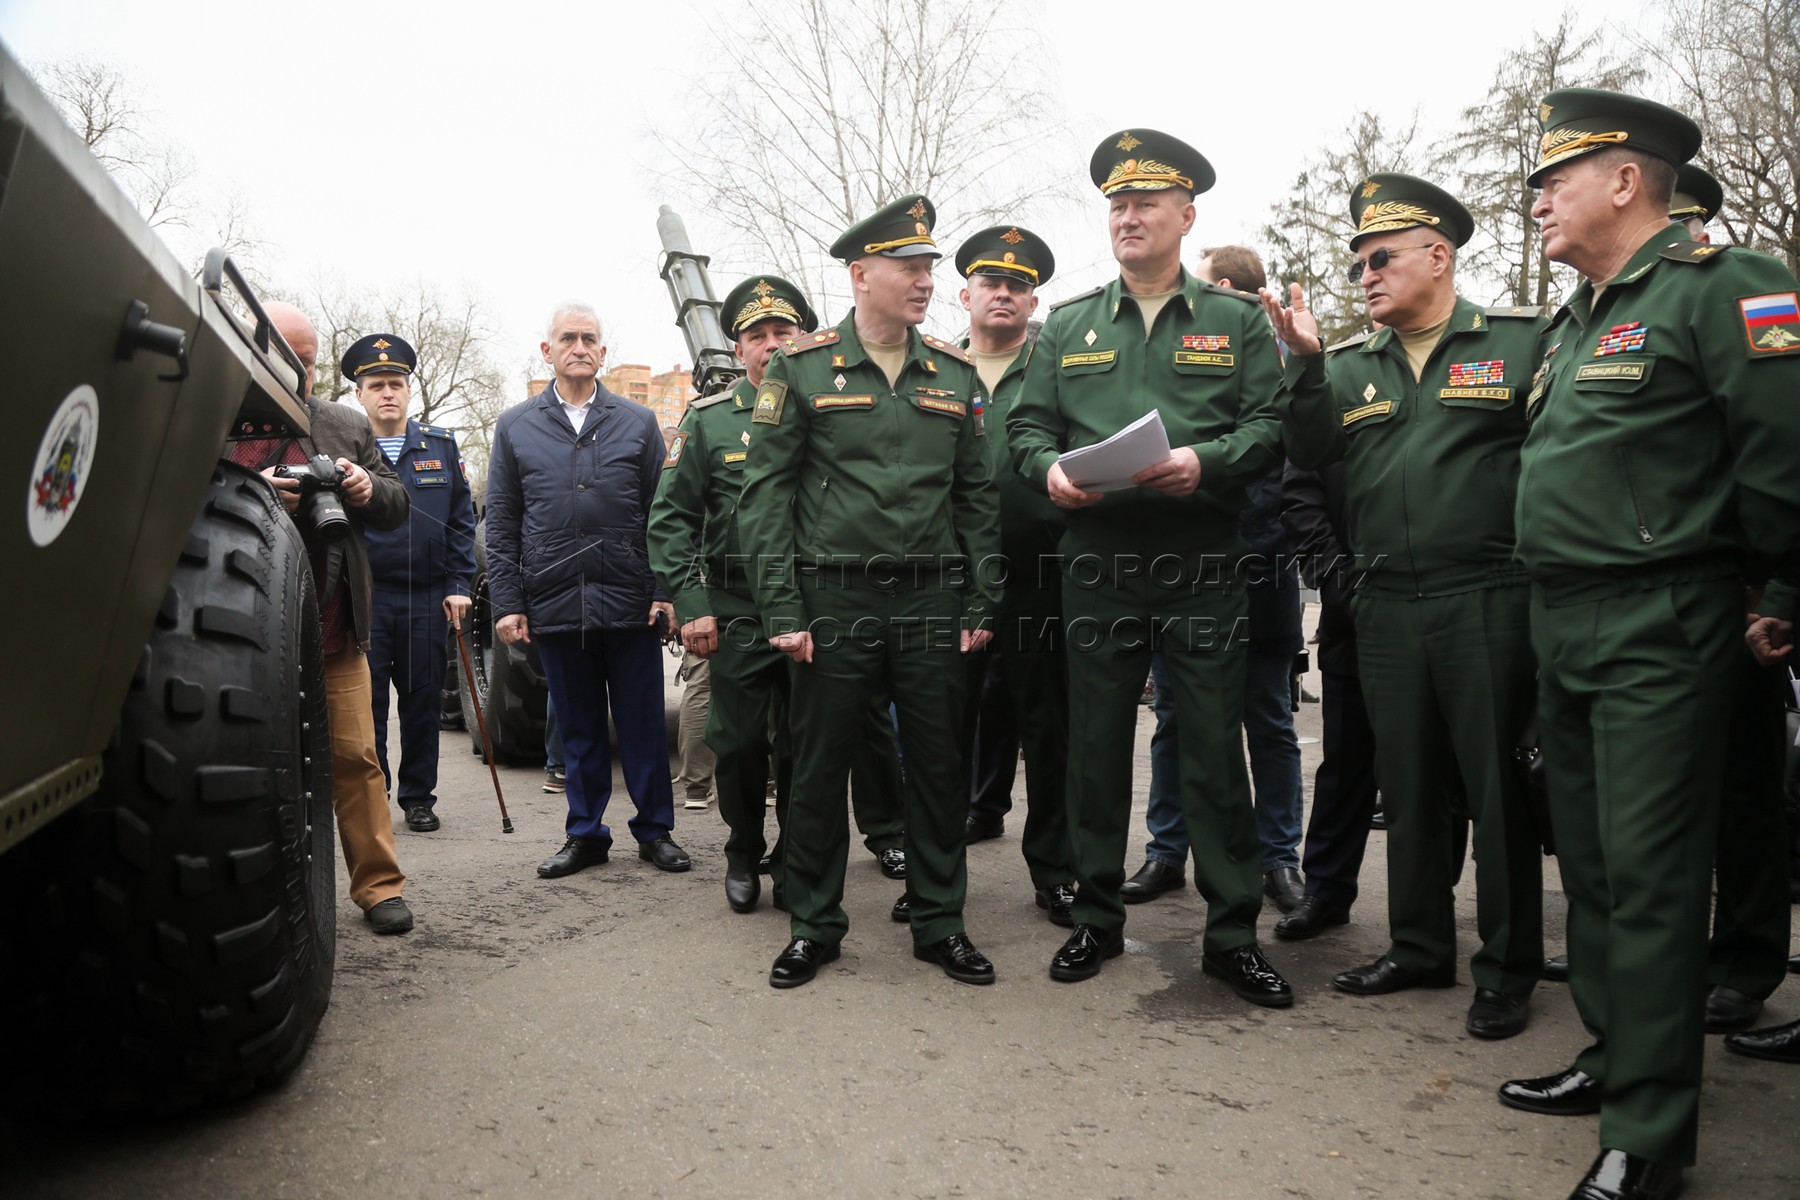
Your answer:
[486,302,688,880]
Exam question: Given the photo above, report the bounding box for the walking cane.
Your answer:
[455,623,515,834]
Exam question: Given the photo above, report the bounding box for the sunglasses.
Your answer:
[1347,243,1435,283]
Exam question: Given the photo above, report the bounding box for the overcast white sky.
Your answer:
[2,0,1659,389]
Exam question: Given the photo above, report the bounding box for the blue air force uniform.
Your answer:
[345,334,477,815]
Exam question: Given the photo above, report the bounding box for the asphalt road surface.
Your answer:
[5,635,1797,1199]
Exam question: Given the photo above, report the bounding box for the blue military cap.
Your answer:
[341,332,418,381]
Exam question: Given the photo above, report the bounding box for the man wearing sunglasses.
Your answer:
[1262,174,1546,1042]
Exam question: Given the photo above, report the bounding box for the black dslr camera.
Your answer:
[273,454,351,541]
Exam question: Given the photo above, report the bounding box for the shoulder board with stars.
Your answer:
[1201,283,1260,304]
[1657,241,1727,265]
[416,422,457,440]
[1485,306,1544,319]
[1048,285,1105,312]
[921,334,972,366]
[689,388,736,410]
[1325,332,1371,356]
[784,329,841,355]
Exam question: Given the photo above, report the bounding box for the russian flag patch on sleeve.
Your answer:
[1739,292,1800,356]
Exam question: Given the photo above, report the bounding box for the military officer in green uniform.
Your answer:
[1497,89,1800,1200]
[1668,163,1722,242]
[647,275,910,916]
[736,195,1003,989]
[1007,130,1292,1007]
[952,224,1077,924]
[1261,173,1546,1039]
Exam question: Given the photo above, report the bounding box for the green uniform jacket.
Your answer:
[736,312,1003,634]
[1277,298,1545,596]
[1516,227,1800,582]
[965,336,1065,581]
[646,375,761,623]
[1007,270,1281,550]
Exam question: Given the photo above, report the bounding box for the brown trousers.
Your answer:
[326,649,406,909]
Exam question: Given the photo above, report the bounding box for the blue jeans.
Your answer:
[1145,648,1303,873]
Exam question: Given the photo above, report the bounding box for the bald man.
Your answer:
[241,302,415,934]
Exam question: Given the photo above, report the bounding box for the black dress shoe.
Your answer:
[1202,944,1294,1008]
[1119,859,1184,904]
[1049,924,1124,982]
[757,855,774,875]
[1274,895,1350,941]
[1724,1016,1800,1063]
[1262,867,1304,914]
[1332,955,1456,995]
[725,866,760,913]
[1497,1065,1602,1115]
[1703,985,1763,1033]
[877,848,907,879]
[966,812,1004,842]
[890,892,911,923]
[365,896,414,935]
[914,933,995,985]
[1035,883,1076,928]
[1467,988,1530,1039]
[1567,1149,1683,1200]
[639,836,692,872]
[1542,954,1570,982]
[1370,794,1387,830]
[769,937,839,989]
[403,805,440,832]
[537,836,610,878]
[1789,952,1799,975]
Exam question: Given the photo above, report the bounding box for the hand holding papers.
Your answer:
[1056,411,1172,492]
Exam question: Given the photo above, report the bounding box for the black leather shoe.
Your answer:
[914,933,995,985]
[1202,944,1294,1008]
[1262,867,1304,914]
[1120,859,1184,904]
[757,855,774,875]
[877,848,907,879]
[1274,895,1350,941]
[1332,955,1456,995]
[1049,924,1124,982]
[1567,1149,1683,1199]
[1724,1017,1800,1063]
[1789,952,1799,975]
[1542,954,1570,983]
[537,836,609,879]
[1467,988,1531,1039]
[1035,883,1076,927]
[403,806,440,832]
[890,892,911,923]
[769,937,839,989]
[966,812,1004,842]
[1703,985,1763,1033]
[1497,1065,1602,1115]
[365,897,414,935]
[1370,795,1387,830]
[725,866,760,913]
[639,836,691,872]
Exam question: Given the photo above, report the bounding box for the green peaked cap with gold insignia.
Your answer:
[828,194,940,262]
[1670,163,1723,224]
[1089,129,1214,197]
[1528,87,1701,187]
[720,274,818,338]
[955,225,1055,288]
[1348,172,1474,250]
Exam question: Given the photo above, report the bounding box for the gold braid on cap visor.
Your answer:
[353,362,413,376]
[1357,201,1443,237]
[1668,202,1708,219]
[1536,127,1631,170]
[964,259,1040,283]
[1101,156,1194,195]
[732,296,803,333]
[863,234,937,254]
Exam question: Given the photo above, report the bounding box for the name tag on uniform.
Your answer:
[1574,361,1646,382]
[916,397,965,417]
[814,394,874,410]
[413,474,449,486]
[1343,400,1393,426]
[1061,350,1116,368]
[1438,387,1512,401]
[1173,351,1234,368]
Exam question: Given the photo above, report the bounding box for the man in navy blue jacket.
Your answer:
[486,303,688,878]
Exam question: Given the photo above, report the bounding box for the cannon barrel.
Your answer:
[657,205,741,398]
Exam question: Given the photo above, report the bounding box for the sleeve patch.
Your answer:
[1740,292,1800,356]
[753,379,789,424]
[663,432,687,468]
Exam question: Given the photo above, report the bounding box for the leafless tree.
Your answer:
[36,55,196,230]
[657,0,1078,326]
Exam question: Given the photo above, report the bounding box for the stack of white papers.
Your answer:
[1056,411,1172,492]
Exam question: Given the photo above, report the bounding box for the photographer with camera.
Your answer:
[238,302,415,935]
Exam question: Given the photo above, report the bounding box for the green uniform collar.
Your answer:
[1102,268,1202,324]
[958,335,1031,389]
[1360,295,1489,355]
[834,309,933,372]
[1555,223,1696,327]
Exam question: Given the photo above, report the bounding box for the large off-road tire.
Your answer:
[0,462,336,1114]
[459,518,547,765]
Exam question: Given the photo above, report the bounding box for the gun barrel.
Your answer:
[657,205,740,398]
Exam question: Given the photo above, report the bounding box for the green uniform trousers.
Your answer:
[1532,574,1741,1168]
[1063,565,1261,947]
[1353,586,1543,993]
[784,575,968,947]
[1707,654,1792,1000]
